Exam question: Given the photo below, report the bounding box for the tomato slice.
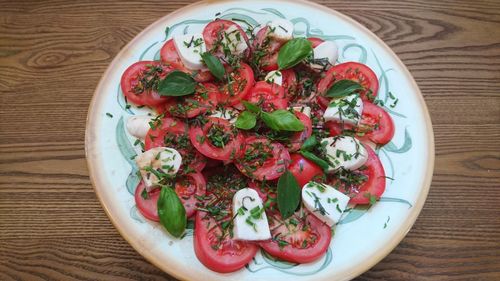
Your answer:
[235,136,290,181]
[245,81,287,112]
[357,102,395,145]
[202,19,250,56]
[160,83,220,118]
[307,37,325,48]
[317,62,379,101]
[134,181,161,221]
[189,117,244,161]
[120,61,171,107]
[288,111,312,152]
[145,117,207,171]
[330,143,386,204]
[220,62,255,106]
[281,69,298,99]
[175,172,206,218]
[259,211,331,263]
[252,26,284,71]
[160,39,213,82]
[288,154,324,188]
[326,102,395,145]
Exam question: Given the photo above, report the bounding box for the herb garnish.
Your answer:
[201,52,225,80]
[325,79,364,98]
[277,170,301,219]
[235,102,305,132]
[157,186,187,237]
[277,38,313,70]
[158,70,196,96]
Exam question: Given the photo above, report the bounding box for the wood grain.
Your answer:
[1,0,499,280]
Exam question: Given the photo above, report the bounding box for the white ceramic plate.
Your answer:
[85,1,434,280]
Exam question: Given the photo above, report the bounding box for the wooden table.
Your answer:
[1,0,499,280]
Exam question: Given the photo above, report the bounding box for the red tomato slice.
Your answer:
[307,37,324,48]
[245,81,287,112]
[120,61,171,107]
[189,117,244,161]
[193,211,258,273]
[220,62,255,106]
[317,62,379,101]
[175,172,206,218]
[281,69,298,99]
[145,117,207,171]
[134,181,161,221]
[358,102,395,145]
[202,19,250,56]
[288,111,312,152]
[259,211,331,263]
[248,180,277,207]
[160,39,213,82]
[235,136,290,181]
[160,83,220,118]
[288,153,324,188]
[252,26,284,71]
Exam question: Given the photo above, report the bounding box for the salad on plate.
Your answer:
[120,16,395,273]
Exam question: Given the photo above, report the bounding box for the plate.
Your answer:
[85,1,434,280]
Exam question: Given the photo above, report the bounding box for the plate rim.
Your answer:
[85,0,435,280]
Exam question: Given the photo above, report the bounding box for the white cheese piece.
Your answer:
[292,106,311,118]
[126,115,153,140]
[323,93,363,125]
[135,147,182,191]
[264,70,283,86]
[209,109,239,124]
[321,136,368,172]
[221,25,248,56]
[310,41,338,70]
[173,33,206,70]
[267,19,294,41]
[302,182,350,227]
[232,188,271,241]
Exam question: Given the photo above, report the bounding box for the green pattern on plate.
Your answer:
[116,117,140,195]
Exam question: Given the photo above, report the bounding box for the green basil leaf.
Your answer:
[325,79,364,98]
[158,70,196,96]
[201,52,225,80]
[277,38,313,70]
[277,170,301,219]
[300,151,330,171]
[235,111,257,130]
[261,110,305,132]
[301,135,318,151]
[157,186,186,237]
[242,101,261,113]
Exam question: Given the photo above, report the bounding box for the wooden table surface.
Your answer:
[1,0,499,280]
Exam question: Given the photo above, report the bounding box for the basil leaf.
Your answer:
[277,38,313,70]
[235,111,257,130]
[277,170,301,219]
[158,70,196,96]
[300,151,330,171]
[157,186,186,237]
[242,101,261,113]
[201,52,225,80]
[261,110,305,132]
[325,79,364,98]
[301,135,318,151]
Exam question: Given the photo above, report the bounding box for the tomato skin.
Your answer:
[358,102,395,145]
[235,137,291,181]
[245,81,287,112]
[220,63,255,106]
[288,154,324,188]
[189,117,244,161]
[288,111,312,152]
[175,172,206,218]
[120,61,171,107]
[193,212,258,273]
[281,69,298,98]
[134,182,161,221]
[252,26,283,71]
[307,37,324,48]
[145,117,207,172]
[202,19,250,56]
[161,83,220,118]
[259,212,331,264]
[160,39,213,82]
[317,62,379,101]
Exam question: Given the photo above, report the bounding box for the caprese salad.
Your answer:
[120,17,395,273]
